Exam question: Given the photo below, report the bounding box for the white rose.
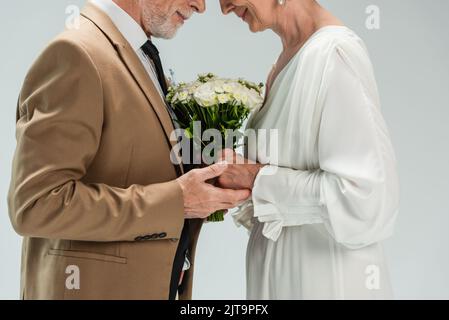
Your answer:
[178,91,189,102]
[222,83,233,93]
[247,89,264,110]
[217,93,231,104]
[211,79,226,93]
[231,85,249,104]
[194,84,217,107]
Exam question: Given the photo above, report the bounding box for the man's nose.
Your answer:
[190,0,206,14]
[219,0,234,15]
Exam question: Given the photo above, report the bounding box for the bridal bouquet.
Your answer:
[166,73,264,222]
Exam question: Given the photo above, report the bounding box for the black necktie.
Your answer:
[142,40,190,300]
[141,40,182,135]
[142,42,195,173]
[141,40,169,95]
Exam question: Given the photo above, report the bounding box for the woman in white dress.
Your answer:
[217,0,399,299]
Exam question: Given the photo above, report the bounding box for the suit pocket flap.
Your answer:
[48,249,127,264]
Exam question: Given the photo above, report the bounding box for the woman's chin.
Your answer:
[247,23,262,33]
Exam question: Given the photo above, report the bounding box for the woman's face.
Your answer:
[219,0,277,33]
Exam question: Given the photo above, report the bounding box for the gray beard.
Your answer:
[142,7,179,39]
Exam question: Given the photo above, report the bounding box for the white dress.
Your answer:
[234,26,399,300]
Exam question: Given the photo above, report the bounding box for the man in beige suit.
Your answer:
[8,0,250,300]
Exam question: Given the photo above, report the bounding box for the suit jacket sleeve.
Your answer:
[8,38,185,242]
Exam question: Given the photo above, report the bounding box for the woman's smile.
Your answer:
[241,8,248,21]
[234,6,248,21]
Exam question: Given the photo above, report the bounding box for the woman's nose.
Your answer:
[219,0,234,15]
[191,0,206,13]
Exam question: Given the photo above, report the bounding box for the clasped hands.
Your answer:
[177,149,265,219]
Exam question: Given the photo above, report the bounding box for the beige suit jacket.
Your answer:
[8,3,203,300]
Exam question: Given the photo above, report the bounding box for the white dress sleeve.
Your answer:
[250,48,399,248]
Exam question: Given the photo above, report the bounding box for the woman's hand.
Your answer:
[216,149,265,190]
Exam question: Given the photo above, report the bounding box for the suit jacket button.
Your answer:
[135,236,143,241]
[150,233,159,239]
[143,235,152,241]
[159,232,167,239]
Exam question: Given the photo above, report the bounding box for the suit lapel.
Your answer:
[81,3,184,174]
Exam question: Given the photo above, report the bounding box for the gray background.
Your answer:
[1,0,448,299]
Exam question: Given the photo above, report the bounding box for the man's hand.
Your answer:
[216,149,265,191]
[177,162,251,219]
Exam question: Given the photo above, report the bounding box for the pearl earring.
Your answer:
[278,0,286,5]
